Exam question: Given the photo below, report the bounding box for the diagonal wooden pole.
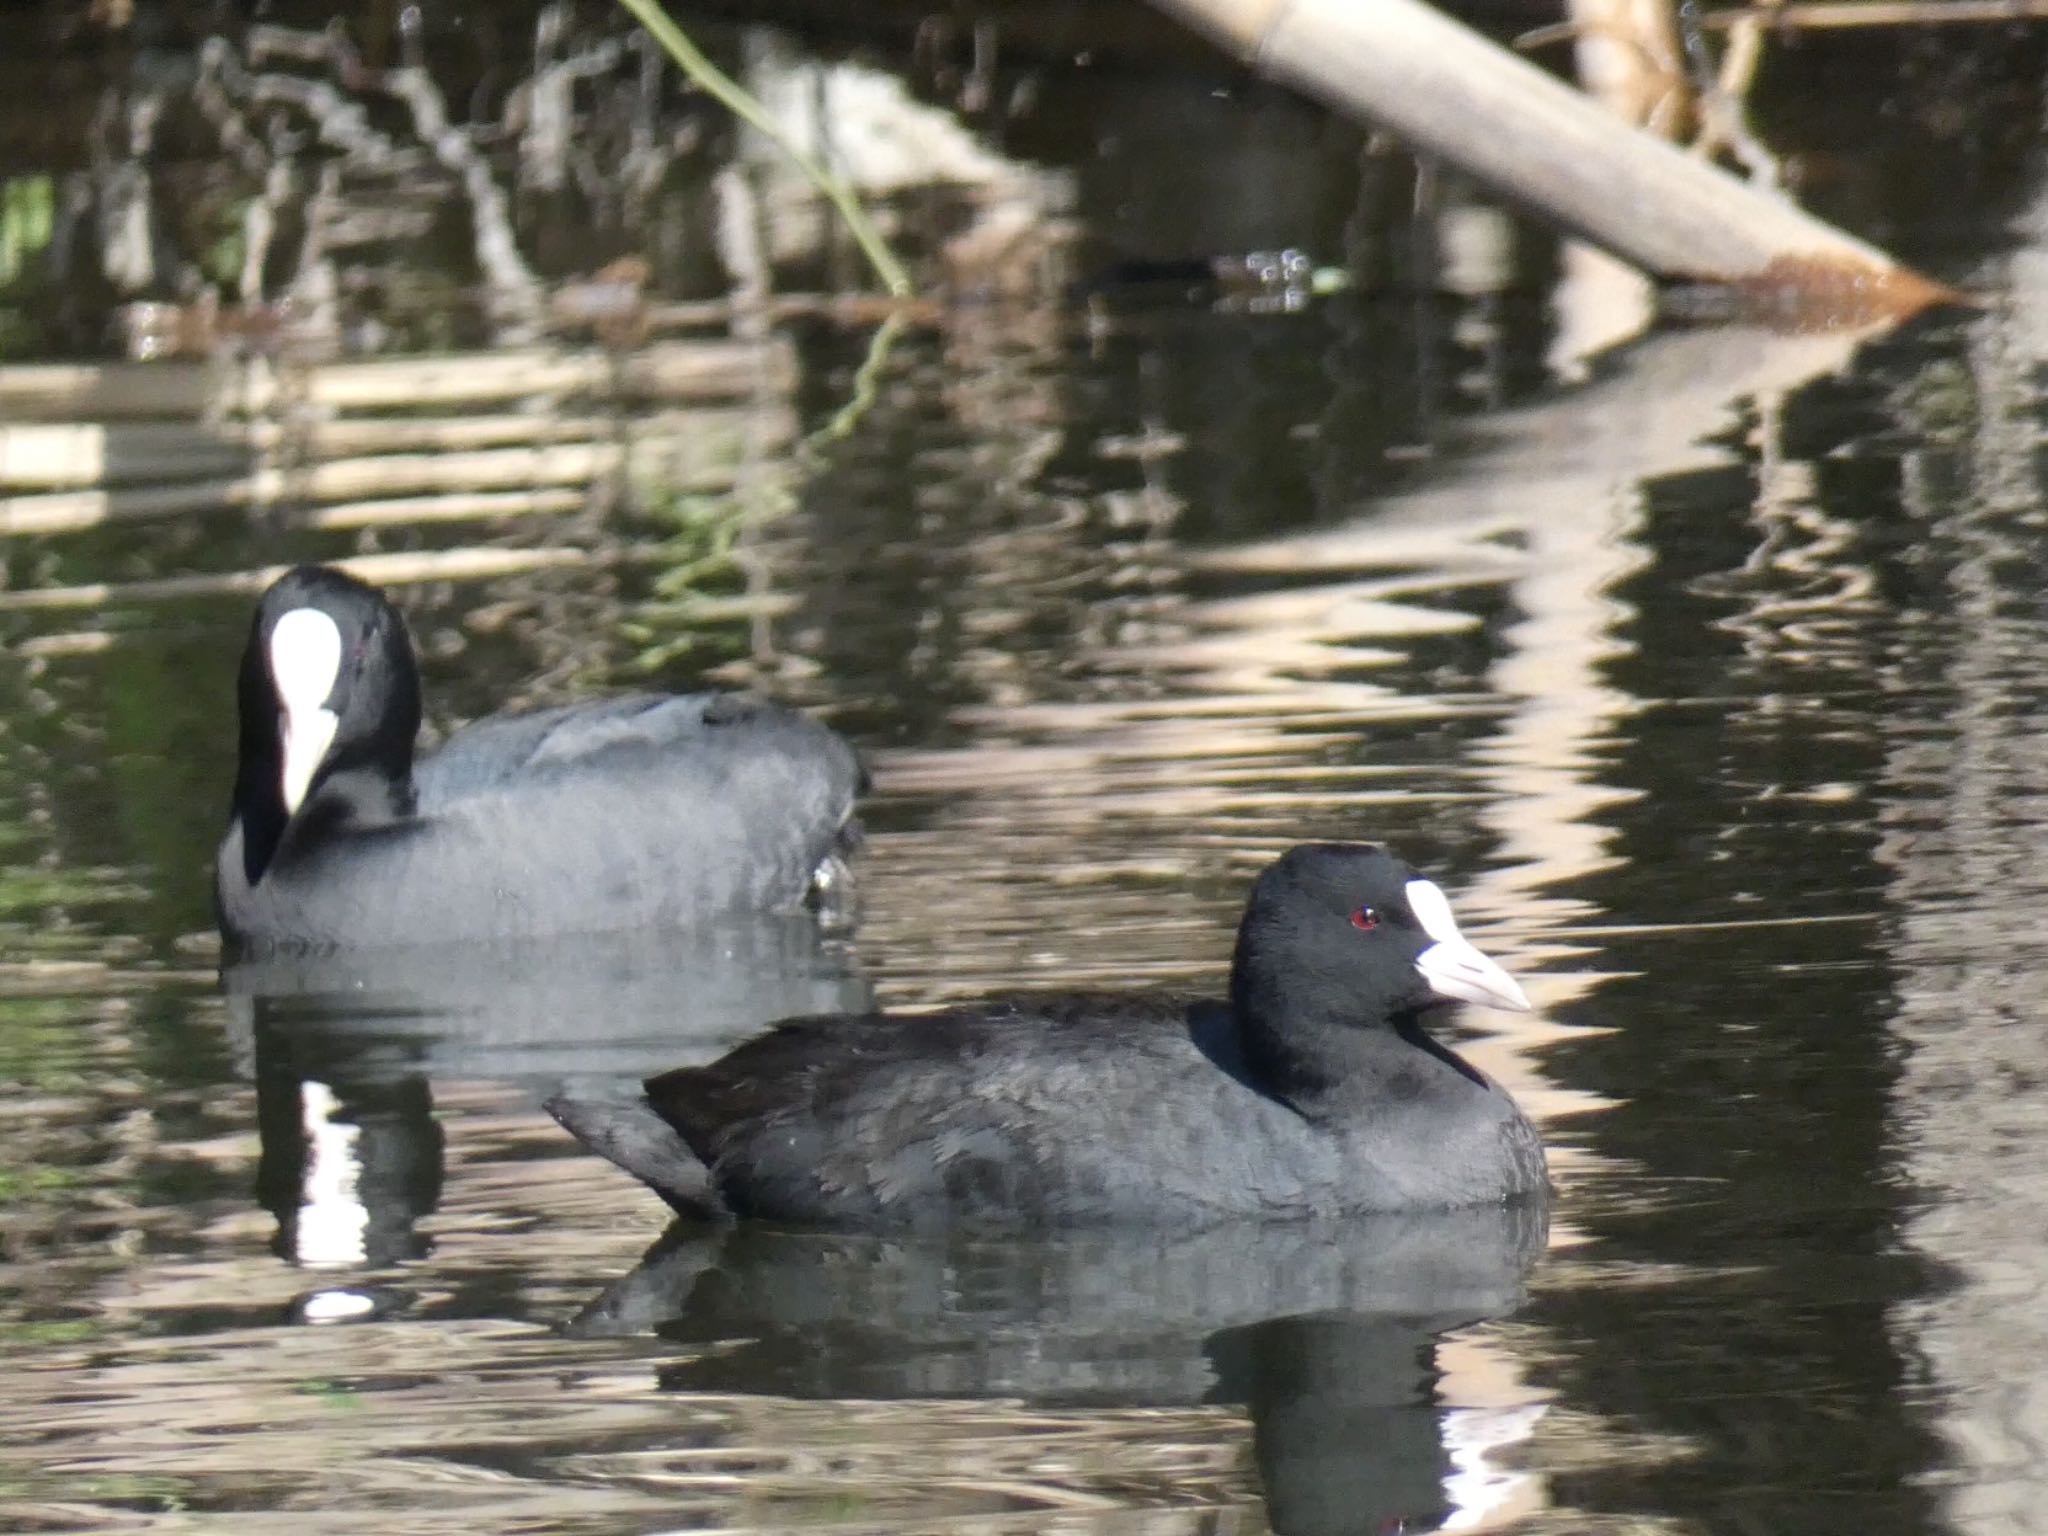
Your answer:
[1147,0,1958,320]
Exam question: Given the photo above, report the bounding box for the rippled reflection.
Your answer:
[1876,175,2048,1536]
[573,1206,1548,1534]
[225,920,870,1268]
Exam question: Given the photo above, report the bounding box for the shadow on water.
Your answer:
[573,1202,1550,1533]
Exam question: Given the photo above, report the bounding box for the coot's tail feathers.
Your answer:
[544,1093,729,1222]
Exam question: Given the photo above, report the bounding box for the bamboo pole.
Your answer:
[302,489,588,530]
[0,337,796,421]
[302,340,795,411]
[0,547,602,612]
[0,407,791,490]
[1146,0,1956,319]
[0,435,779,535]
[0,422,248,488]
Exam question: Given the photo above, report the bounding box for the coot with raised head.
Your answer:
[548,843,1547,1228]
[216,565,865,954]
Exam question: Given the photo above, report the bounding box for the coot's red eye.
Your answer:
[1350,906,1379,931]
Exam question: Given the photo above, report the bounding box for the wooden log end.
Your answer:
[1667,254,1976,330]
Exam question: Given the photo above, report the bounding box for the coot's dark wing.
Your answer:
[399,692,865,931]
[641,997,1276,1228]
[223,694,865,950]
[412,696,657,799]
[418,693,865,819]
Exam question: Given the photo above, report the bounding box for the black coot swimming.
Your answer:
[547,843,1548,1228]
[216,565,865,954]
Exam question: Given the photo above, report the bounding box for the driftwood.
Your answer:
[1147,0,1955,321]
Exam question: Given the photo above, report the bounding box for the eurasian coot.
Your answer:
[548,843,1547,1228]
[216,565,865,953]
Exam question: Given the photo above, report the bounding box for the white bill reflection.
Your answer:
[294,1080,369,1268]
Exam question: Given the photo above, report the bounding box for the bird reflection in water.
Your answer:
[219,918,873,1288]
[569,1201,1550,1534]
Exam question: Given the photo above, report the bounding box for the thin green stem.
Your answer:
[804,312,905,454]
[615,0,914,298]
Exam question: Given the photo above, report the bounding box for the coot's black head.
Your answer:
[1229,843,1528,1034]
[231,565,422,880]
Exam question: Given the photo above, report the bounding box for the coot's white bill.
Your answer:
[270,606,343,814]
[1407,877,1530,1013]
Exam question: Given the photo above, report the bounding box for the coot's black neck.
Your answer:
[231,661,420,884]
[229,761,291,888]
[233,760,418,885]
[1228,959,1486,1117]
[230,640,294,883]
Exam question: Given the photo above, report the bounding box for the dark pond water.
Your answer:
[6,5,2048,1533]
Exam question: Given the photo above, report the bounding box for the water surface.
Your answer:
[6,8,2048,1534]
